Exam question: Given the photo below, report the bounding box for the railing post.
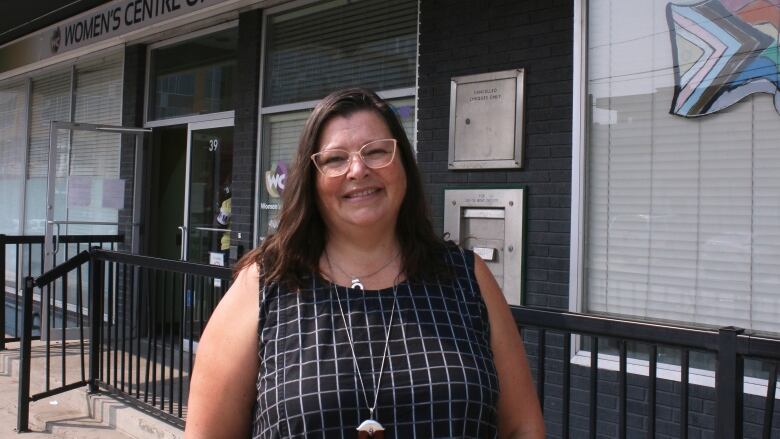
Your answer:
[716,326,744,439]
[16,276,34,433]
[88,254,103,394]
[1,234,6,351]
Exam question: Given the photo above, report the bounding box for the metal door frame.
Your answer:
[181,117,234,262]
[43,121,150,340]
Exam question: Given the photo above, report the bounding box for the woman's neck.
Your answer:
[321,232,403,289]
[325,230,399,262]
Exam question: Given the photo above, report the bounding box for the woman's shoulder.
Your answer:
[438,241,475,267]
[233,261,261,295]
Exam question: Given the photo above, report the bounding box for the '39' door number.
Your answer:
[208,138,219,151]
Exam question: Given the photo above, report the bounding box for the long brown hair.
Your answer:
[235,88,447,287]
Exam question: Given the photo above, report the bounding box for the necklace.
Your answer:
[326,249,399,290]
[329,260,398,438]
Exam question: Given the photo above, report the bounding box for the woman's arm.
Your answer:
[184,263,260,439]
[474,254,545,439]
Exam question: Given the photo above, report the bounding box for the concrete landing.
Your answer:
[0,342,184,439]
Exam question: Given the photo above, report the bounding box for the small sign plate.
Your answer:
[449,69,525,170]
[473,246,497,262]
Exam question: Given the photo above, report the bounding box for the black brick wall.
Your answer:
[418,2,778,439]
[417,0,573,310]
[119,44,147,253]
[230,9,263,263]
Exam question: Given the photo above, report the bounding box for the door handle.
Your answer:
[53,223,61,256]
[178,226,186,260]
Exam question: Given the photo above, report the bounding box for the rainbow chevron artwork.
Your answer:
[666,0,780,117]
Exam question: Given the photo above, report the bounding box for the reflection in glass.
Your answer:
[149,27,238,120]
[187,126,233,265]
[264,0,417,106]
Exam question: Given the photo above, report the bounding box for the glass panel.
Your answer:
[0,83,26,236]
[187,125,233,265]
[0,82,27,308]
[149,27,238,120]
[25,71,71,235]
[68,54,124,237]
[264,0,417,106]
[47,128,124,332]
[258,98,416,237]
[585,0,780,336]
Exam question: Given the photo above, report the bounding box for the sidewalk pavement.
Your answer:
[0,342,183,439]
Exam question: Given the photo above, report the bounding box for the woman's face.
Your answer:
[314,110,407,236]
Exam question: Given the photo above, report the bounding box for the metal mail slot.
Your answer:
[463,208,505,219]
[443,188,525,306]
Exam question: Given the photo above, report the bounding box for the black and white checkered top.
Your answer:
[252,246,499,438]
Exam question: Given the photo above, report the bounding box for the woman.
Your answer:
[185,88,544,438]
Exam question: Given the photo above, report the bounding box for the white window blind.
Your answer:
[0,83,27,234]
[265,111,311,167]
[23,51,124,235]
[72,53,123,178]
[585,0,780,334]
[25,71,71,233]
[263,0,417,106]
[67,53,124,235]
[27,71,71,179]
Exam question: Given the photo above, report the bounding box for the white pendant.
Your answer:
[357,419,384,438]
[351,278,364,290]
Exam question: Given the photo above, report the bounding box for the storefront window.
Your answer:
[257,0,418,242]
[583,0,780,335]
[25,71,71,235]
[0,83,27,235]
[263,0,417,106]
[148,27,237,120]
[23,53,124,236]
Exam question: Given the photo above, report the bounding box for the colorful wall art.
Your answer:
[667,0,780,117]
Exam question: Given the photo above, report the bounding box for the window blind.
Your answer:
[264,0,417,106]
[68,53,124,235]
[23,51,123,235]
[72,53,123,178]
[266,110,311,167]
[25,71,71,233]
[585,0,780,334]
[28,71,71,179]
[0,83,27,234]
[149,27,237,120]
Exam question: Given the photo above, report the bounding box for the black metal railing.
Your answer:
[514,307,780,439]
[14,245,779,437]
[1,234,123,350]
[88,249,232,427]
[16,248,231,432]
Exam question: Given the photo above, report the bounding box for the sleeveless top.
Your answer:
[252,247,499,439]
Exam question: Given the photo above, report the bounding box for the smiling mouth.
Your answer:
[344,188,381,199]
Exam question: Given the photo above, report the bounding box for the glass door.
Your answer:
[43,122,147,340]
[179,119,233,352]
[182,119,234,265]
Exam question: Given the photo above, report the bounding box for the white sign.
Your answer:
[101,179,126,209]
[67,176,93,207]
[0,0,225,74]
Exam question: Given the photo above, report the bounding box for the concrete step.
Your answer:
[0,343,184,439]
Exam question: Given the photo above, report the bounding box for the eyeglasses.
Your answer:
[311,139,397,177]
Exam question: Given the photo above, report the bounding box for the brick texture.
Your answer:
[418,2,778,439]
[418,0,573,309]
[119,44,146,253]
[229,9,263,263]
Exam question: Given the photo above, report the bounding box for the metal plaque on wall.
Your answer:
[448,69,525,169]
